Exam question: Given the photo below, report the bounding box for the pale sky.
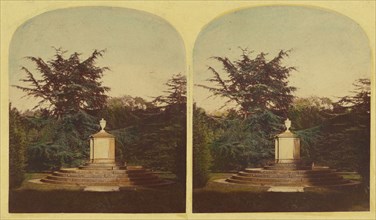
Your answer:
[9,7,185,111]
[194,6,371,112]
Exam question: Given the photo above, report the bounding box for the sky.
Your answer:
[9,7,186,111]
[194,6,371,112]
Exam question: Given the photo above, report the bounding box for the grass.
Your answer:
[193,172,370,213]
[10,172,369,213]
[9,172,185,213]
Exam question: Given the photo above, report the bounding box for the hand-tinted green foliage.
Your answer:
[320,79,370,188]
[289,97,332,129]
[211,110,283,171]
[288,97,333,161]
[154,73,186,106]
[13,48,108,171]
[26,111,98,171]
[288,80,370,188]
[99,95,156,164]
[14,48,110,118]
[193,105,213,188]
[153,73,187,182]
[200,50,295,170]
[99,74,187,182]
[9,105,27,188]
[199,49,296,118]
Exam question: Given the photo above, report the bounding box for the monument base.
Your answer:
[40,162,172,187]
[225,162,359,188]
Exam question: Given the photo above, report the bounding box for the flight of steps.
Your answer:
[41,162,171,187]
[226,163,357,188]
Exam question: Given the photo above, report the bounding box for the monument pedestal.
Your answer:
[88,118,116,164]
[274,118,301,164]
[226,119,358,189]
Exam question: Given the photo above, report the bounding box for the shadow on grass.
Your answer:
[10,173,185,213]
[193,186,369,213]
[10,185,185,213]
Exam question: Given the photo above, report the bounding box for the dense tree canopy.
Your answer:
[199,49,295,170]
[193,105,213,188]
[14,49,110,117]
[153,73,187,182]
[321,79,370,188]
[154,73,186,107]
[100,74,187,182]
[200,49,296,118]
[9,105,27,188]
[12,49,108,171]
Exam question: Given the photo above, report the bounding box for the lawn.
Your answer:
[193,172,369,213]
[9,172,185,213]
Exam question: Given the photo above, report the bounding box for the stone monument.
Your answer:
[225,119,359,190]
[89,118,116,164]
[41,118,171,188]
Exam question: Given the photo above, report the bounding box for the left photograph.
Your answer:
[8,7,186,213]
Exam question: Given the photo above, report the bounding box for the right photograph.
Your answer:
[192,6,371,212]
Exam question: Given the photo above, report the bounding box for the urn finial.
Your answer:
[100,118,106,131]
[285,118,291,131]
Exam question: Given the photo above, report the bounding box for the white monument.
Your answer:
[274,118,301,163]
[89,118,116,164]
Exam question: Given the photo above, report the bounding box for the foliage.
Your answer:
[288,97,333,161]
[288,80,370,189]
[199,49,296,118]
[200,49,295,170]
[99,74,186,182]
[12,48,110,171]
[9,105,28,188]
[193,105,213,188]
[320,79,370,188]
[211,110,283,171]
[154,73,186,106]
[26,111,98,171]
[153,73,187,182]
[288,96,333,130]
[100,95,155,163]
[14,48,110,118]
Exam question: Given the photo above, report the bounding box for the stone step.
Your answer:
[124,169,151,173]
[83,162,121,167]
[79,166,122,170]
[126,166,145,169]
[264,165,311,170]
[77,164,128,170]
[230,175,344,183]
[52,171,128,178]
[226,178,349,186]
[237,171,342,178]
[59,168,128,174]
[46,174,158,182]
[41,164,171,187]
[53,170,154,178]
[59,168,149,174]
[41,178,165,187]
[243,168,334,174]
